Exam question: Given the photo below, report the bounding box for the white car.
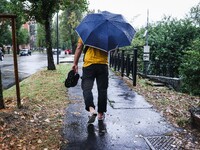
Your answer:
[19,49,31,56]
[0,49,4,61]
[52,49,61,55]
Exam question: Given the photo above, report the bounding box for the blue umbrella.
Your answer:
[75,11,136,52]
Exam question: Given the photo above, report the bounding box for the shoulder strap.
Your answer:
[83,46,89,54]
[83,46,89,62]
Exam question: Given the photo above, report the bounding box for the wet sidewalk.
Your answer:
[60,56,182,150]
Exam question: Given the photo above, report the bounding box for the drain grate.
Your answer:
[144,136,182,150]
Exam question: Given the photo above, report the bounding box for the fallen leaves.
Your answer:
[109,73,199,148]
[128,77,200,149]
[0,96,68,150]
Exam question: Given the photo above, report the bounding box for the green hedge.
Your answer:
[179,50,200,96]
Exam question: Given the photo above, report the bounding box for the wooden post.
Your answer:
[11,17,21,108]
[0,68,5,109]
[0,14,21,108]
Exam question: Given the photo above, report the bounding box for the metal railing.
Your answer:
[109,48,181,90]
[109,48,138,86]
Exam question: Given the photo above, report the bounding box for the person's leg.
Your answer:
[81,65,96,112]
[82,66,98,123]
[96,64,108,119]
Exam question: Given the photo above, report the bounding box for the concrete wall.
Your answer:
[138,73,181,91]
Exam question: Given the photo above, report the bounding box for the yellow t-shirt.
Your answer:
[78,38,108,67]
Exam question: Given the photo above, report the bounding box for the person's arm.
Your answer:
[72,41,83,73]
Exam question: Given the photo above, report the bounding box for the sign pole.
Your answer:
[143,9,150,75]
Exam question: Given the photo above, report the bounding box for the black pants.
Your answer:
[81,64,108,113]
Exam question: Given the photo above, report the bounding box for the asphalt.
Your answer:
[60,55,182,150]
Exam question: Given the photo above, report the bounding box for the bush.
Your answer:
[179,50,200,96]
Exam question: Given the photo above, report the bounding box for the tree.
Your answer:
[20,0,88,70]
[60,11,71,50]
[0,0,12,50]
[59,3,88,53]
[18,27,29,45]
[8,0,28,53]
[36,23,45,49]
[190,2,200,26]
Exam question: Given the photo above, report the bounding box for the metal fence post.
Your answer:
[114,54,117,71]
[132,48,138,86]
[121,50,124,77]
[109,51,113,67]
[126,54,130,77]
[117,53,121,71]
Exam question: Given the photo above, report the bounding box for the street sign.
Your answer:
[143,53,150,61]
[144,46,150,53]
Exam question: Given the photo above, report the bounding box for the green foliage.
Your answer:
[0,0,28,51]
[0,0,9,13]
[178,2,200,95]
[190,2,200,26]
[0,25,12,46]
[59,2,88,52]
[52,18,58,49]
[8,0,28,37]
[22,0,88,24]
[128,29,146,69]
[179,41,200,96]
[131,28,146,48]
[18,27,29,45]
[147,17,198,77]
[0,0,12,46]
[36,23,45,48]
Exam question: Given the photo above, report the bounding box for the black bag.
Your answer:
[65,70,80,88]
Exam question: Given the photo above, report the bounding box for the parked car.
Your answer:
[64,49,72,55]
[0,48,4,61]
[52,48,61,55]
[19,49,31,56]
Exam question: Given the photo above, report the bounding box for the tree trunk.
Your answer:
[0,69,5,109]
[45,17,56,70]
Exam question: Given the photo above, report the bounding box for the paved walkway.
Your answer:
[60,55,182,150]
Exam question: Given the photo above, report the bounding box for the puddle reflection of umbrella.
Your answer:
[75,11,136,52]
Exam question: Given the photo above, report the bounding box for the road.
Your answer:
[0,52,64,89]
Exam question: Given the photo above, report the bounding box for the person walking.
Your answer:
[72,38,109,124]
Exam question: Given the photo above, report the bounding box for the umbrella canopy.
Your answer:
[75,11,136,52]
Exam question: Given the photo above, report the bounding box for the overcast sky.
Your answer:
[87,0,199,28]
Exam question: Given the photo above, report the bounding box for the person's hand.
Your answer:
[72,64,78,73]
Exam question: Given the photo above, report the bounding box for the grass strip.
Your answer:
[0,64,71,150]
